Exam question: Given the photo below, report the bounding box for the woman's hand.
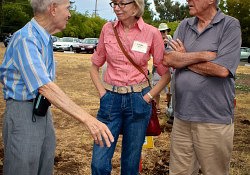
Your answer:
[99,90,107,98]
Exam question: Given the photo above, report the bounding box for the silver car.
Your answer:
[240,47,250,62]
[53,37,81,52]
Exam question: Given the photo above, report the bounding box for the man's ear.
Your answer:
[209,0,215,5]
[49,3,57,16]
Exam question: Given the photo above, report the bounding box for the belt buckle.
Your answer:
[117,86,128,94]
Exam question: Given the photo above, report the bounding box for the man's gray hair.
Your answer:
[29,0,62,13]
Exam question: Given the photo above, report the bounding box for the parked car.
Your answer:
[78,38,99,53]
[53,37,81,52]
[52,35,59,43]
[240,47,250,62]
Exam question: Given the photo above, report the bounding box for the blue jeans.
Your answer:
[91,87,152,175]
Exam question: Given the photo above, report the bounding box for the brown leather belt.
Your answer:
[103,81,149,94]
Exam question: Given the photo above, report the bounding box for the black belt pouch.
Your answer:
[33,93,51,116]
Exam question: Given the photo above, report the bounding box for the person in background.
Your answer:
[158,22,172,50]
[90,0,171,174]
[152,23,172,114]
[164,0,241,174]
[0,0,114,174]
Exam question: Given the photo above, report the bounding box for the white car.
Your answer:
[240,47,250,62]
[53,37,81,52]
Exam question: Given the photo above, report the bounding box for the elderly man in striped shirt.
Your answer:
[0,0,114,174]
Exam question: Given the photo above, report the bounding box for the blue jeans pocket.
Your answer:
[98,91,114,122]
[132,87,151,120]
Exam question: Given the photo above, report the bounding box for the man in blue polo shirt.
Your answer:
[164,0,241,174]
[0,0,114,174]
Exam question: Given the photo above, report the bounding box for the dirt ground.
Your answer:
[0,44,249,174]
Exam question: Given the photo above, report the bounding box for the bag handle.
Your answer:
[111,23,150,83]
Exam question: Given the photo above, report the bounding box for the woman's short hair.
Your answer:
[133,0,145,18]
[29,0,62,13]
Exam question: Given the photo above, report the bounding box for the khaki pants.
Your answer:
[170,117,234,175]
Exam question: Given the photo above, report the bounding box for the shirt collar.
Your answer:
[187,9,225,27]
[113,17,145,31]
[30,18,51,46]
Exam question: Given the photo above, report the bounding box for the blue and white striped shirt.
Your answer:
[0,18,55,100]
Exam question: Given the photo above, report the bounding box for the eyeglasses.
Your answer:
[109,1,135,8]
[160,30,167,33]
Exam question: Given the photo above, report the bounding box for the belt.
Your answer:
[27,99,34,102]
[103,81,149,94]
[6,98,34,102]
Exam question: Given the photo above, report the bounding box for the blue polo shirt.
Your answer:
[172,9,241,124]
[0,18,55,100]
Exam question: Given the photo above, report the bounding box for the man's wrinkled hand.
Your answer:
[85,117,114,147]
[205,51,217,61]
[168,38,186,53]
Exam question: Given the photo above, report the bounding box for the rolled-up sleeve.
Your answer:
[151,30,169,76]
[91,24,107,67]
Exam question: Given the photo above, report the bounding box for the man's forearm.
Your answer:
[188,61,229,78]
[164,51,216,69]
[39,82,91,123]
[39,81,114,147]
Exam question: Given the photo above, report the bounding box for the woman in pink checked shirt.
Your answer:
[90,0,171,174]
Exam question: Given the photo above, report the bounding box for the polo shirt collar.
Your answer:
[30,18,51,46]
[187,9,225,27]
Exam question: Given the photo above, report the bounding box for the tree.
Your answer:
[2,3,31,34]
[0,0,32,37]
[153,0,189,22]
[226,0,250,46]
[142,0,155,24]
[59,11,107,39]
[218,0,227,12]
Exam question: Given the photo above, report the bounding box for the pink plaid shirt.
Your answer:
[92,17,168,86]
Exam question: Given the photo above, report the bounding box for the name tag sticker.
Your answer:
[132,41,147,53]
